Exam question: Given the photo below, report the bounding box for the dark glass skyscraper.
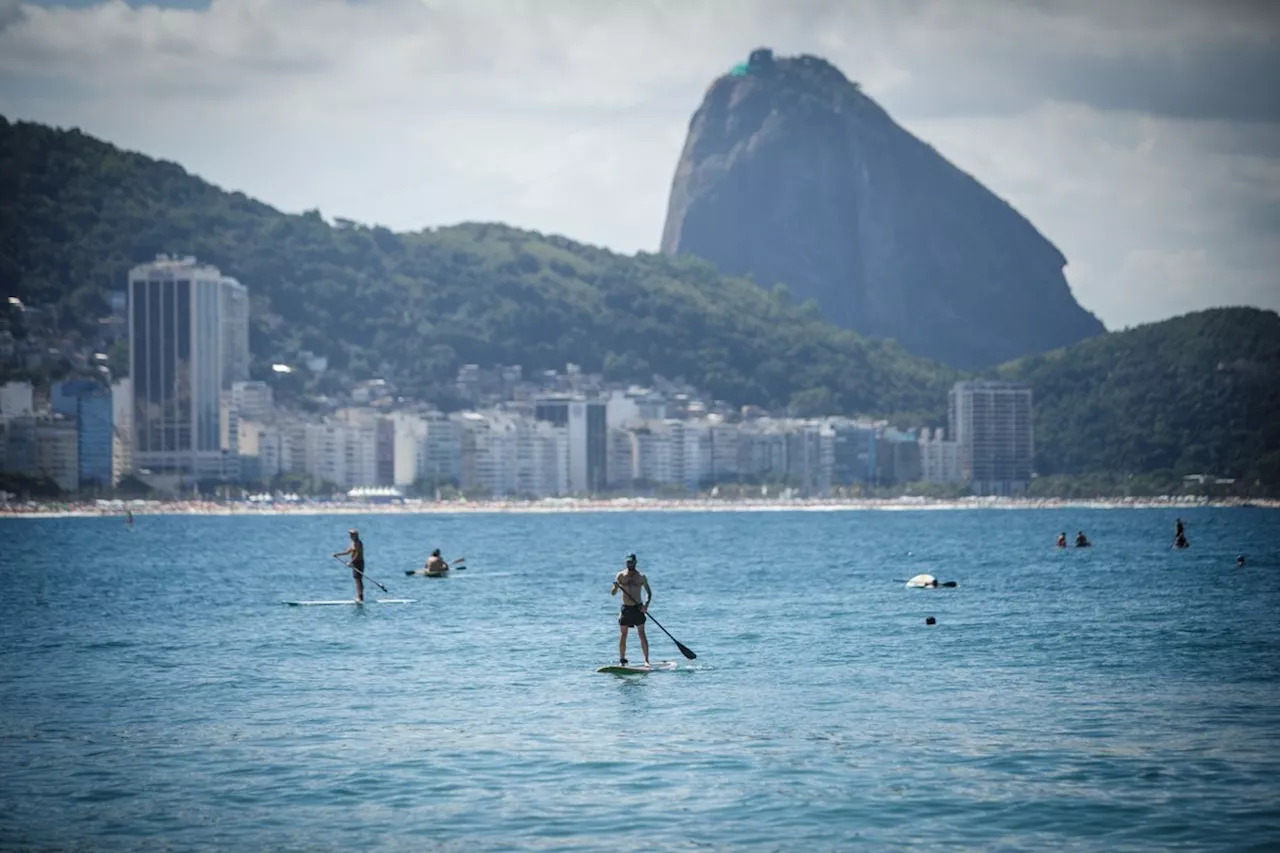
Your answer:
[128,256,249,481]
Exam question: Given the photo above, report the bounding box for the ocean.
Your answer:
[2,507,1278,851]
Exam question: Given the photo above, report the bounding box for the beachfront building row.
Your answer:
[1,378,1031,497]
[227,402,972,498]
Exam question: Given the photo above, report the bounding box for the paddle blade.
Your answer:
[676,642,697,660]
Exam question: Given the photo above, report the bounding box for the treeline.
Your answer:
[998,307,1280,484]
[3,116,1279,486]
[0,116,954,422]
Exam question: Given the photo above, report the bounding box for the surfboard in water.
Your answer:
[905,574,936,588]
[282,598,417,606]
[596,661,678,675]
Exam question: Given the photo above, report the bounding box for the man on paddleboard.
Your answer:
[610,553,652,666]
[334,529,366,602]
[424,549,448,573]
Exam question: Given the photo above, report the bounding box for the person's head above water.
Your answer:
[1237,555,1246,566]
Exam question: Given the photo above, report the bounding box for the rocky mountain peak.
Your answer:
[661,49,1104,368]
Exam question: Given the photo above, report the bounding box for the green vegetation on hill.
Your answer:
[3,116,1277,488]
[0,116,954,420]
[998,307,1280,483]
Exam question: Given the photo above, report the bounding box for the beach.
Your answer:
[3,494,1276,518]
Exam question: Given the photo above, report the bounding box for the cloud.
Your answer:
[911,103,1280,327]
[0,0,1277,331]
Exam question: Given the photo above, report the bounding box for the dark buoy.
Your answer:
[925,616,936,626]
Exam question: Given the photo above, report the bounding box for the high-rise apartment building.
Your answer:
[128,255,249,483]
[948,380,1034,495]
[51,378,114,488]
[534,396,607,494]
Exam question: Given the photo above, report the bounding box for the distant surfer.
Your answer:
[1056,531,1066,548]
[424,549,448,573]
[125,509,133,527]
[1236,555,1246,567]
[1074,531,1091,548]
[334,528,366,603]
[1174,518,1189,549]
[610,553,652,667]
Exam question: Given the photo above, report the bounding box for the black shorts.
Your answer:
[619,605,646,627]
[351,562,365,578]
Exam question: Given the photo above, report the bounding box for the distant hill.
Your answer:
[998,307,1280,483]
[4,116,1276,489]
[0,115,955,421]
[661,48,1105,369]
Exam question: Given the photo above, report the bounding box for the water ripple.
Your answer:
[3,508,1279,851]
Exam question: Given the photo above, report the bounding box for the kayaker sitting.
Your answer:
[1075,531,1091,548]
[424,549,449,573]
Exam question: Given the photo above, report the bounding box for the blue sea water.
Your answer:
[2,506,1279,852]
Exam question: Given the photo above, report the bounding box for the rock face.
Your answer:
[660,49,1105,368]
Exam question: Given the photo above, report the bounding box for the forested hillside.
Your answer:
[998,307,1280,482]
[3,116,1277,487]
[0,116,954,420]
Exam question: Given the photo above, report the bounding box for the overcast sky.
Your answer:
[2,0,1277,331]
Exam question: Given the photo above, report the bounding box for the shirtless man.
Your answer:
[333,528,366,602]
[424,549,448,573]
[610,553,652,667]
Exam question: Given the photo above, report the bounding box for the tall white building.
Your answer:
[918,427,963,484]
[606,428,636,491]
[111,378,132,485]
[230,381,274,423]
[238,419,291,482]
[534,396,606,495]
[423,414,462,486]
[389,413,429,487]
[948,380,1034,495]
[303,421,348,488]
[458,412,512,497]
[127,255,250,484]
[0,381,34,417]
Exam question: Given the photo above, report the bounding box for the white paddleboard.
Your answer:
[905,574,936,588]
[596,661,678,675]
[283,598,417,606]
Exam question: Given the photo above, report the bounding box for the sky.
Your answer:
[1,0,1277,331]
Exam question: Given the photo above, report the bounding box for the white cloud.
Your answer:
[1,0,1277,330]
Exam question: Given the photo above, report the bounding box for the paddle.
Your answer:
[333,555,389,593]
[643,610,697,660]
[896,578,958,587]
[616,581,696,660]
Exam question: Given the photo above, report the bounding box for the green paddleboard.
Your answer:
[596,661,678,674]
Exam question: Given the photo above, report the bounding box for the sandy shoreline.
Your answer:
[3,495,1276,519]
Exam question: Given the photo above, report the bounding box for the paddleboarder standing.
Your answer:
[611,553,652,666]
[334,528,366,603]
[1174,518,1189,548]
